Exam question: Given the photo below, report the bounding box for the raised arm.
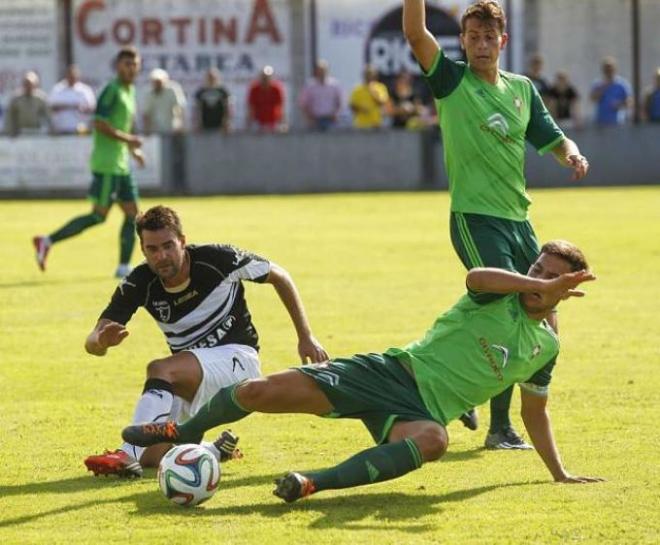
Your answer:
[521,389,604,483]
[466,268,595,299]
[403,0,440,72]
[265,263,328,363]
[85,318,129,356]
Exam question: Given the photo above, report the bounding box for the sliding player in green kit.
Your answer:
[403,1,590,449]
[33,47,145,279]
[122,240,604,503]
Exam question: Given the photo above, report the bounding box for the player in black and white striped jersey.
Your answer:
[84,205,328,477]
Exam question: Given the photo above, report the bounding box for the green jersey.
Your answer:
[90,79,136,175]
[386,292,558,425]
[425,51,564,221]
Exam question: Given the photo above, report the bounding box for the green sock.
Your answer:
[305,439,423,492]
[119,216,136,265]
[177,384,251,441]
[489,385,514,432]
[49,213,104,243]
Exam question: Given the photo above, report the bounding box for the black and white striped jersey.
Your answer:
[100,244,270,352]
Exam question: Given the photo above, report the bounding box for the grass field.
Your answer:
[1,187,659,544]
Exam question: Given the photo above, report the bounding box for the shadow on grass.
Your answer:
[0,468,543,532]
[0,469,279,499]
[130,481,545,533]
[0,470,284,528]
[0,275,110,290]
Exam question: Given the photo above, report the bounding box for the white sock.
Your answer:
[120,387,174,462]
[201,441,221,461]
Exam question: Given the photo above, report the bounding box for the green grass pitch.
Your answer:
[1,187,659,544]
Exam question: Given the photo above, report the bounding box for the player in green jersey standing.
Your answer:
[33,47,145,278]
[122,240,603,502]
[402,0,590,449]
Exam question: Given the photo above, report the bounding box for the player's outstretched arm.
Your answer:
[85,319,129,356]
[467,268,596,299]
[403,0,440,72]
[521,389,604,484]
[265,263,329,363]
[551,138,589,181]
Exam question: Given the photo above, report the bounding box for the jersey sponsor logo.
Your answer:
[480,113,514,144]
[174,290,199,307]
[184,315,236,350]
[530,345,542,360]
[478,337,505,381]
[153,300,171,322]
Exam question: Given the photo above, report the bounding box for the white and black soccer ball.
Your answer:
[157,444,220,507]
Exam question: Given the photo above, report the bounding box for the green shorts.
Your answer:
[88,172,139,208]
[297,353,437,445]
[450,212,540,274]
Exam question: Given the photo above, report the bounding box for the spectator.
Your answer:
[4,71,50,136]
[389,71,425,129]
[299,60,342,131]
[548,71,581,129]
[525,53,551,100]
[642,68,660,123]
[143,68,186,134]
[48,64,96,134]
[194,68,231,133]
[350,65,390,129]
[247,65,286,132]
[590,57,632,126]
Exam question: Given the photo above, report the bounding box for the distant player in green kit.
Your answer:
[122,240,604,503]
[33,47,145,278]
[403,0,590,449]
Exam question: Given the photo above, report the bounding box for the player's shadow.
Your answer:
[0,471,281,528]
[0,276,109,289]
[131,480,545,533]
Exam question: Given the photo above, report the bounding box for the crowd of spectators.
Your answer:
[3,56,660,137]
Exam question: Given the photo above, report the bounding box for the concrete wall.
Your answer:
[184,130,426,194]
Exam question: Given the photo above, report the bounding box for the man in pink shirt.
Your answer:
[299,60,343,131]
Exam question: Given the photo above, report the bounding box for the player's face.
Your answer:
[520,253,573,314]
[116,56,141,84]
[141,228,186,281]
[460,19,507,72]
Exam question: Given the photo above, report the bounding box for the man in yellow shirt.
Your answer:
[350,65,390,128]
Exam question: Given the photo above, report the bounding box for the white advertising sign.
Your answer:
[0,0,58,124]
[71,0,292,129]
[315,0,523,121]
[0,136,161,190]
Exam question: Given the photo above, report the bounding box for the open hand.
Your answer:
[98,322,129,349]
[567,154,589,180]
[543,270,597,300]
[556,474,605,484]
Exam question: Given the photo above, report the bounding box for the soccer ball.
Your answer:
[157,444,220,507]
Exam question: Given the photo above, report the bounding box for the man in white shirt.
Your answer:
[49,65,96,134]
[143,69,187,134]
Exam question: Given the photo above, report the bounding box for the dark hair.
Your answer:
[136,205,183,240]
[461,1,507,34]
[116,46,139,63]
[540,240,589,272]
